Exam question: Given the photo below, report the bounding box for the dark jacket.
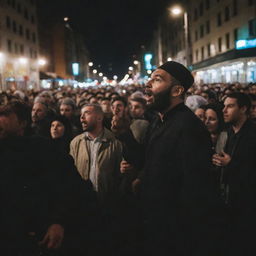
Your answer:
[141,103,221,256]
[0,135,96,252]
[222,120,256,255]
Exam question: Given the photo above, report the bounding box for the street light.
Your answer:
[170,6,189,67]
[93,69,97,74]
[38,59,47,66]
[88,62,93,67]
[99,72,103,77]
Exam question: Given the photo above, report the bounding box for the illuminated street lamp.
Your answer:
[170,6,189,66]
[38,59,47,66]
[88,62,93,67]
[167,57,172,61]
[93,69,97,74]
[113,75,118,80]
[128,66,134,71]
[19,57,28,64]
[99,72,103,77]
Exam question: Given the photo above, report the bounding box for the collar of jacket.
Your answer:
[82,127,115,143]
[162,102,186,122]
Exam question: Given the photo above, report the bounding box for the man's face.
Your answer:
[31,103,47,123]
[250,100,256,119]
[145,69,173,112]
[223,97,244,124]
[129,100,145,119]
[100,100,111,114]
[111,100,125,117]
[0,113,21,139]
[60,104,73,119]
[80,106,99,132]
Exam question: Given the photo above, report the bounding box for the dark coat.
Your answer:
[141,103,221,256]
[223,120,256,255]
[0,135,96,253]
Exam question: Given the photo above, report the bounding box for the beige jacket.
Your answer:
[70,128,122,200]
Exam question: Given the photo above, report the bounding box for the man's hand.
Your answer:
[212,151,231,167]
[39,224,64,249]
[132,178,141,194]
[120,160,134,174]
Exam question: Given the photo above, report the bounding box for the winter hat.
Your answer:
[158,61,194,91]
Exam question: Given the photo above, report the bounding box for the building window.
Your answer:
[201,46,204,60]
[195,30,198,41]
[234,28,238,42]
[200,24,204,38]
[7,39,12,53]
[19,25,23,36]
[6,16,11,28]
[14,43,18,54]
[31,15,35,24]
[11,0,16,9]
[217,12,222,26]
[205,0,210,10]
[26,28,30,40]
[20,44,24,54]
[199,2,204,16]
[207,43,211,57]
[249,19,256,36]
[206,20,210,34]
[226,33,230,49]
[233,0,238,16]
[24,8,29,19]
[218,37,222,52]
[17,2,21,13]
[194,8,198,21]
[196,49,199,61]
[225,6,230,21]
[32,32,36,43]
[12,20,17,33]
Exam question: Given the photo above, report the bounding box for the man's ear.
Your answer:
[171,85,184,97]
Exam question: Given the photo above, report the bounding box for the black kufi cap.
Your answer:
[158,61,194,90]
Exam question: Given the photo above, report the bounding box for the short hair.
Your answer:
[226,92,251,115]
[101,97,111,102]
[129,97,147,108]
[248,93,256,102]
[111,96,127,107]
[60,97,76,110]
[0,101,32,135]
[81,103,103,116]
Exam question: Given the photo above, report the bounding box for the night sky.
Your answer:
[37,0,171,78]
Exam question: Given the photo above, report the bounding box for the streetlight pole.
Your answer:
[183,11,189,67]
[170,6,190,67]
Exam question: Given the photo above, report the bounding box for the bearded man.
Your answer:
[140,61,221,256]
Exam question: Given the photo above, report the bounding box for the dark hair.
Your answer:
[129,97,147,108]
[111,96,127,107]
[50,115,73,140]
[0,100,32,135]
[205,103,225,133]
[248,93,256,102]
[226,92,251,115]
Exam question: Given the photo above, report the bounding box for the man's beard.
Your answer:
[147,86,172,113]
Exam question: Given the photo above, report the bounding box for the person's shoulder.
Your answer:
[70,133,84,144]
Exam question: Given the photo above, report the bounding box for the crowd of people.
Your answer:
[0,61,256,256]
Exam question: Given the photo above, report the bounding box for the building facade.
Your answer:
[189,0,256,84]
[154,0,256,84]
[0,0,39,91]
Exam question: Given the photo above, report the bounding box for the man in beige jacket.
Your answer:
[70,103,123,204]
